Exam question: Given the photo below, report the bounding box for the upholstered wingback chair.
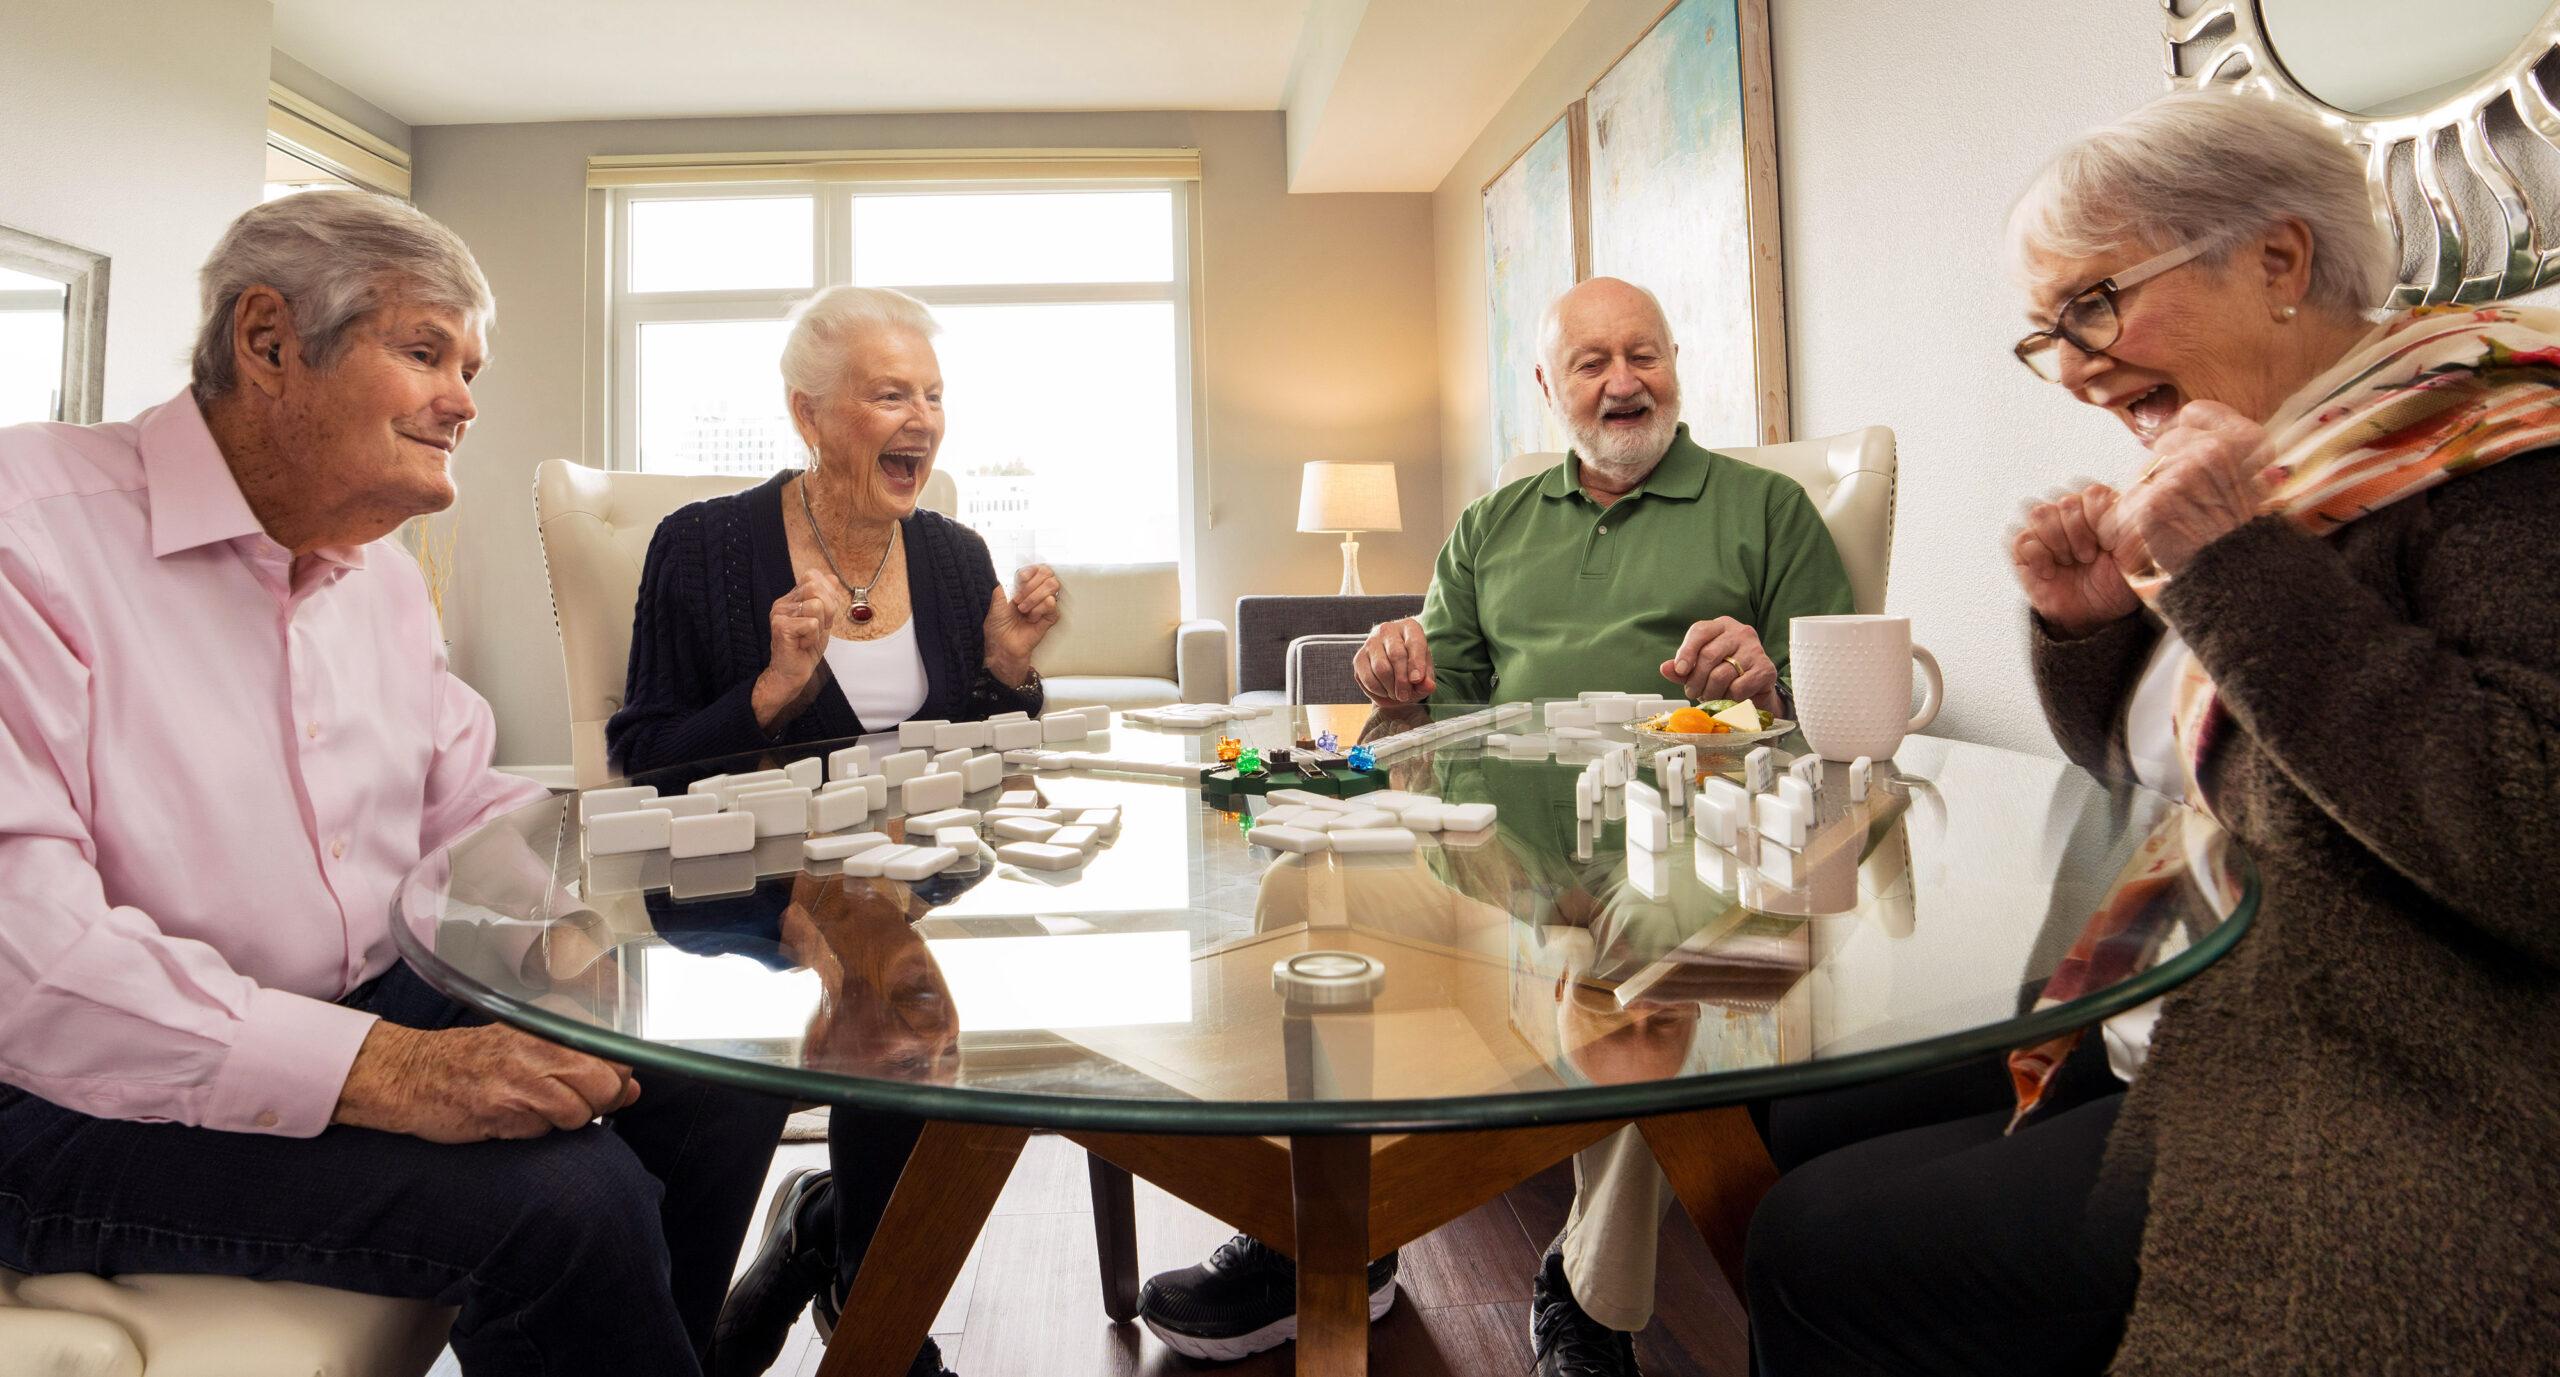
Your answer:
[532,459,960,788]
[1495,426,1898,615]
[1029,562,1229,711]
[0,1267,452,1377]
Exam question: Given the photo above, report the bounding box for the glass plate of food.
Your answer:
[1628,701,1793,751]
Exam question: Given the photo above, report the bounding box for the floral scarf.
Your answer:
[2009,305,2560,1130]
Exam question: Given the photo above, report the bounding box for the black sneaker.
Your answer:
[807,1230,959,1377]
[1137,1233,1399,1361]
[1530,1243,1643,1376]
[710,1167,835,1377]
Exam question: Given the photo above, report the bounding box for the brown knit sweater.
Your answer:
[2031,453,2560,1372]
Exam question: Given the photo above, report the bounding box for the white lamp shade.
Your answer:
[1296,461,1403,534]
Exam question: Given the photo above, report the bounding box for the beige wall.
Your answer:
[413,111,1438,770]
[0,0,270,419]
[1433,0,2170,755]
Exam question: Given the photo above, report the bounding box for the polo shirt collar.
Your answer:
[1541,423,1713,504]
[139,387,365,569]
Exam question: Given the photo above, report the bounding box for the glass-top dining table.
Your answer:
[393,702,2256,1376]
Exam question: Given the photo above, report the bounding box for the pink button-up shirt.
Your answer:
[0,390,543,1136]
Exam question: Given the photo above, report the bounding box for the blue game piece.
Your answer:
[1315,731,1340,754]
[1346,745,1375,773]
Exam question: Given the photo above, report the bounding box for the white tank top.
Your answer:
[824,619,929,728]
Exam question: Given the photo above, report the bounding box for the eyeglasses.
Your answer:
[2013,241,2205,382]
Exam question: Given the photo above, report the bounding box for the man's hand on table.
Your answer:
[1354,617,1436,704]
[333,1022,640,1143]
[1661,616,1781,712]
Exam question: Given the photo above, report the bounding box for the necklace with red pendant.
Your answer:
[799,469,896,625]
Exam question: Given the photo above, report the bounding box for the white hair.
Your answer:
[191,190,492,402]
[1537,277,1675,373]
[780,285,941,405]
[2008,89,2394,315]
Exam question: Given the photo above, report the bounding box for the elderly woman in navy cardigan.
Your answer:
[609,286,1060,775]
[614,285,1062,1377]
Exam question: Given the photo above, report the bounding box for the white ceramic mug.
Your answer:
[1789,615,1943,761]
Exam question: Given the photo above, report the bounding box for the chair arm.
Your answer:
[1175,618,1230,704]
[1285,634,1369,707]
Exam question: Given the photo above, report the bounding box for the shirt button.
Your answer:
[1598,525,1610,534]
[306,722,322,740]
[255,1110,279,1129]
[330,838,348,860]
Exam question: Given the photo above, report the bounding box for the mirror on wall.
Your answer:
[0,224,108,426]
[2258,0,2552,117]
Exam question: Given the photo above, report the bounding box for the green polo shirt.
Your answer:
[1421,424,1853,706]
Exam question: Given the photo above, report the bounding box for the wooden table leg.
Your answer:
[1289,1134,1372,1377]
[1637,1106,1779,1302]
[816,1120,1030,1377]
[1086,1151,1141,1323]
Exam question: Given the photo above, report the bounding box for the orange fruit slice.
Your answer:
[1666,707,1717,733]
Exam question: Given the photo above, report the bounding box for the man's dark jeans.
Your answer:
[0,960,790,1376]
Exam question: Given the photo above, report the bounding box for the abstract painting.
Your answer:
[1584,0,1786,447]
[1480,109,1583,480]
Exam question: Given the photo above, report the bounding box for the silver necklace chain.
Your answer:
[798,470,895,616]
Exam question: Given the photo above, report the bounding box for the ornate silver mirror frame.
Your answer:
[0,223,109,424]
[2166,0,2560,306]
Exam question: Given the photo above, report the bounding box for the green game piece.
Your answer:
[1236,747,1265,777]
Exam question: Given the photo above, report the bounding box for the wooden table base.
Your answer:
[819,1107,1773,1376]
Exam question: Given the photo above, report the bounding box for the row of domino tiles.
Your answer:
[1242,787,1499,856]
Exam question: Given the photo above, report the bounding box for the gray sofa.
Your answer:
[1232,594,1426,706]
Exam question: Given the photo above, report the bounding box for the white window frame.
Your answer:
[594,178,1202,581]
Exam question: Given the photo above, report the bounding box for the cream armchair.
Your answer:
[1029,562,1230,711]
[0,1267,452,1377]
[533,459,959,788]
[1496,426,1897,614]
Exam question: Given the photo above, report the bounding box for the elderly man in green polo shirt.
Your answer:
[1134,278,1851,1376]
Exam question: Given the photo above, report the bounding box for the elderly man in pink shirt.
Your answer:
[0,192,787,1375]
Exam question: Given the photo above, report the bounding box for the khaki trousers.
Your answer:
[1558,1125,1671,1333]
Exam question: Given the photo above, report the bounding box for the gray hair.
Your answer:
[191,190,493,401]
[2009,89,2394,316]
[780,285,941,405]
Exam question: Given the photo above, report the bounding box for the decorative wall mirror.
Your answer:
[2168,0,2560,306]
[0,224,108,425]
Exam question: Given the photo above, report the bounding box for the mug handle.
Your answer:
[1907,644,1943,735]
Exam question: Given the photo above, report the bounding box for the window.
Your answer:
[265,84,409,202]
[0,224,107,426]
[0,265,67,425]
[606,181,1193,570]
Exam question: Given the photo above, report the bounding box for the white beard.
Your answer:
[1565,402,1678,484]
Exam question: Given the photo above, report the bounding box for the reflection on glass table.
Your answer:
[396,705,2255,1131]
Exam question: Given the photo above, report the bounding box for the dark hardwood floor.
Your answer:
[743,1134,1749,1376]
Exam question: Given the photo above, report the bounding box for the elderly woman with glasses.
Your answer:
[1743,91,2560,1376]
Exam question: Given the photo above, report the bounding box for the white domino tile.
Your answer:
[812,786,870,834]
[669,811,756,859]
[1694,793,1741,848]
[880,750,928,786]
[961,753,1004,793]
[1329,827,1419,854]
[902,772,965,814]
[905,808,982,833]
[992,817,1060,842]
[933,748,974,776]
[1256,805,1314,829]
[1591,696,1638,724]
[996,790,1044,810]
[828,745,873,781]
[711,770,789,806]
[997,841,1084,871]
[884,846,959,881]
[784,757,823,792]
[1245,824,1329,853]
[586,807,671,854]
[898,720,948,748]
[843,844,917,878]
[984,807,1065,823]
[735,786,813,838]
[1318,807,1399,831]
[660,793,722,819]
[1755,791,1809,849]
[1850,757,1873,801]
[804,831,892,862]
[1626,794,1670,853]
[1777,776,1814,814]
[1071,807,1120,837]
[934,826,981,851]
[1047,824,1101,852]
[1041,714,1088,743]
[1440,802,1497,833]
[577,785,659,825]
[1397,802,1448,832]
[992,720,1045,751]
[1789,755,1822,790]
[1745,747,1775,793]
[933,722,977,752]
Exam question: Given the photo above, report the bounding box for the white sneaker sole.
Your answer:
[1142,1279,1398,1361]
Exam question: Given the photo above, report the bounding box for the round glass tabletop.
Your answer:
[392,704,2256,1133]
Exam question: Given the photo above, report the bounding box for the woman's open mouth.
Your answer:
[879,451,925,490]
[2121,384,2182,446]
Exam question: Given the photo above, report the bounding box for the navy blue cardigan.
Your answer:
[606,471,1043,775]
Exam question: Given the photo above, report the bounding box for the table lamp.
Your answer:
[1296,461,1402,596]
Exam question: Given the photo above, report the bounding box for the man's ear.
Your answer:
[1534,362,1553,409]
[233,286,296,398]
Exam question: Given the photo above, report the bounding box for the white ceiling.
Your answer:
[271,0,1594,193]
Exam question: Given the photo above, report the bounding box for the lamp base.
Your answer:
[1336,534,1365,596]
